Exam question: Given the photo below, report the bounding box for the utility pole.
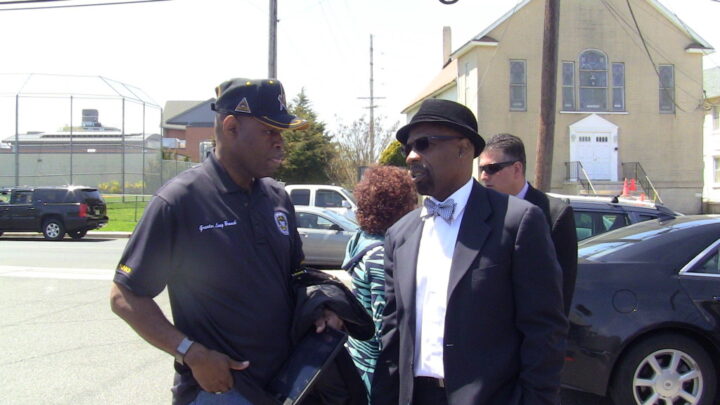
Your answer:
[534,0,560,191]
[268,0,278,78]
[358,34,385,163]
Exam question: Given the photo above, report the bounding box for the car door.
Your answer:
[295,211,348,267]
[678,239,720,329]
[6,190,36,231]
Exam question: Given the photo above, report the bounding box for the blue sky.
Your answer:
[0,0,717,134]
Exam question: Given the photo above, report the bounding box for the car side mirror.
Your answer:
[329,223,343,232]
[341,200,351,209]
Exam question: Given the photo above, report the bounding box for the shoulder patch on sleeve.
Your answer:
[118,264,133,274]
[274,212,290,236]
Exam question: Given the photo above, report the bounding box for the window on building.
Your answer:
[562,62,575,111]
[659,65,675,114]
[612,63,625,111]
[509,60,527,111]
[714,157,720,184]
[579,50,608,111]
[713,106,719,130]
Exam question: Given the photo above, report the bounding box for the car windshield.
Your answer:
[319,209,359,231]
[339,187,356,204]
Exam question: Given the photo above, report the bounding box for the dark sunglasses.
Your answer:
[479,160,518,175]
[403,135,464,156]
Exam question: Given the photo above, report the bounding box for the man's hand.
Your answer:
[314,308,345,333]
[183,342,250,393]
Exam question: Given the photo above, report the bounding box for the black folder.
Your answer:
[268,328,348,405]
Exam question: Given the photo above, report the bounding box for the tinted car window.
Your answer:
[35,189,69,203]
[290,189,310,205]
[692,249,720,274]
[637,214,657,222]
[11,191,32,204]
[574,211,629,240]
[76,189,102,202]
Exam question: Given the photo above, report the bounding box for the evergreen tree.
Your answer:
[378,140,406,167]
[275,89,335,184]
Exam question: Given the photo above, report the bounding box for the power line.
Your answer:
[0,0,170,11]
[600,0,700,110]
[625,0,685,112]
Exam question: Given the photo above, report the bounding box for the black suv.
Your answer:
[0,186,108,240]
[548,193,680,241]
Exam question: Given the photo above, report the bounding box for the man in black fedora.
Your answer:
[371,99,567,405]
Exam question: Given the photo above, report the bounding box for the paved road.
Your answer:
[0,237,173,404]
[0,235,610,404]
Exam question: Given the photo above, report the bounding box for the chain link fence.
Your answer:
[0,73,192,194]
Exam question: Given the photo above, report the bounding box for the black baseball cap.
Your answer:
[210,78,308,130]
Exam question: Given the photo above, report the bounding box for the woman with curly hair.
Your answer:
[342,165,417,399]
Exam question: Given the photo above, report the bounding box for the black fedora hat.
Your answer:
[396,99,484,157]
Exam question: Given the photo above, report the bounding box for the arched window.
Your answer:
[579,50,608,111]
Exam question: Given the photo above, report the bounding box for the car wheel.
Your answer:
[68,230,87,240]
[610,334,717,405]
[42,219,65,241]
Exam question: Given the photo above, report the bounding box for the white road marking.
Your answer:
[0,265,113,281]
[0,265,349,285]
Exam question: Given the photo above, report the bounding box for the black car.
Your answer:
[562,215,720,405]
[0,186,108,240]
[549,193,679,240]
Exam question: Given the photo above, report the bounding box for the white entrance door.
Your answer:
[574,133,613,180]
[569,114,619,181]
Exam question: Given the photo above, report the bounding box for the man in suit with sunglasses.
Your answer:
[371,99,567,405]
[479,133,577,316]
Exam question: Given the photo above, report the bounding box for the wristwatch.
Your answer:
[174,337,195,366]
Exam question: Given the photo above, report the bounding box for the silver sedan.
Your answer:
[294,206,359,268]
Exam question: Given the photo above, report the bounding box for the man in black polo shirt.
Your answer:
[110,78,341,405]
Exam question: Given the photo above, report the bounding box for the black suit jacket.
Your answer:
[372,181,567,405]
[523,185,578,315]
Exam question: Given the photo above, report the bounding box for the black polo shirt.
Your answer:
[114,153,304,403]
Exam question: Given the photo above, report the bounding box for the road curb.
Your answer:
[2,231,132,239]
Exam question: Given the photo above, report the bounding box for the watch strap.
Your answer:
[174,337,194,365]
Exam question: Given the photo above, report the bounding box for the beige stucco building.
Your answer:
[702,67,720,212]
[404,0,714,214]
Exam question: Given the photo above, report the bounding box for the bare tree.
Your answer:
[327,115,398,188]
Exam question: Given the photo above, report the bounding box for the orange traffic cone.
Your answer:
[622,178,630,196]
[629,178,637,192]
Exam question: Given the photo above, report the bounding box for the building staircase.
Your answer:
[562,161,662,203]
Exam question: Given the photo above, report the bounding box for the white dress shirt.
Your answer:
[516,181,530,199]
[413,178,473,379]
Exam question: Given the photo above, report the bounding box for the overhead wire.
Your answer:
[600,0,705,112]
[603,0,701,103]
[625,0,686,112]
[0,0,170,11]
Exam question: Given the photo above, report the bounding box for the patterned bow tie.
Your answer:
[424,198,456,222]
